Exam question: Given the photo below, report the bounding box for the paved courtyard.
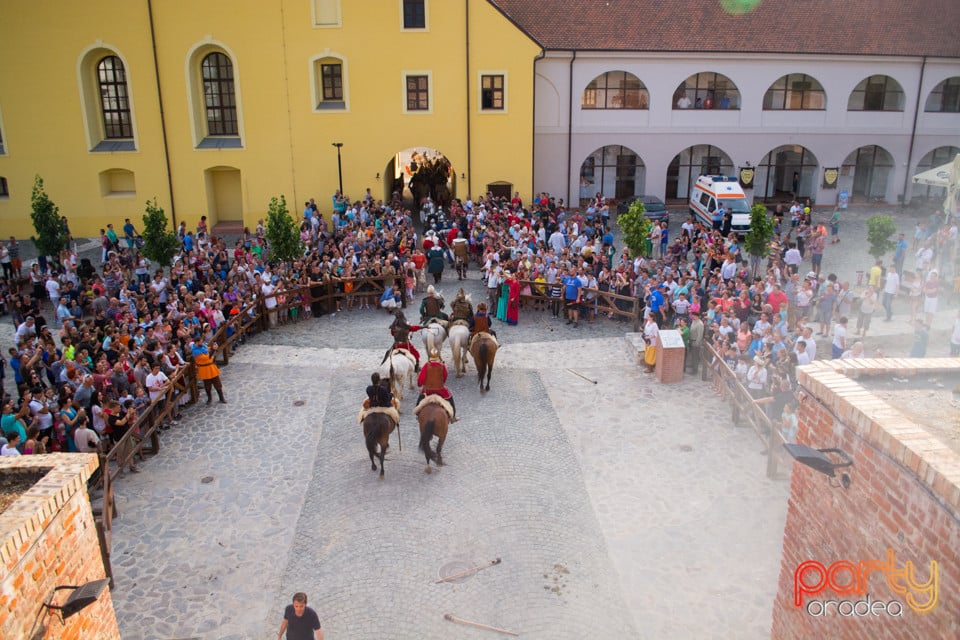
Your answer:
[108,270,790,639]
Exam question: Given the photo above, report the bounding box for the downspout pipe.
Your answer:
[531,47,544,201]
[465,0,472,198]
[147,0,177,225]
[566,50,576,208]
[902,56,926,207]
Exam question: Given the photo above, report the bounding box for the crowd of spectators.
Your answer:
[1,188,957,461]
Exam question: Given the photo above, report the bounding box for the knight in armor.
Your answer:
[420,285,448,324]
[417,349,458,421]
[470,301,497,347]
[449,288,473,326]
[453,232,470,280]
[382,309,421,370]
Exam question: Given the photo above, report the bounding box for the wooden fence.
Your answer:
[699,341,786,479]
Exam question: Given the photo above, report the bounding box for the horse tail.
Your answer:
[419,418,436,461]
[365,419,381,456]
[477,343,489,383]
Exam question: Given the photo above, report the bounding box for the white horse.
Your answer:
[448,322,471,378]
[419,321,447,357]
[378,348,417,405]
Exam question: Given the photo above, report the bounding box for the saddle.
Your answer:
[413,394,454,421]
[449,319,470,328]
[389,348,417,367]
[469,331,498,350]
[425,318,449,330]
[358,405,401,426]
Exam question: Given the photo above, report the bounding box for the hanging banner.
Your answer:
[838,190,849,209]
[822,167,839,189]
[738,166,755,189]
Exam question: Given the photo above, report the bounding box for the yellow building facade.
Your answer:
[0,0,540,237]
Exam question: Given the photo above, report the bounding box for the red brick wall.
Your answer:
[771,390,960,639]
[0,459,120,640]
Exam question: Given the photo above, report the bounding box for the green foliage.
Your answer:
[264,195,303,263]
[866,214,898,260]
[140,198,181,268]
[617,199,653,258]
[744,203,775,259]
[29,175,68,259]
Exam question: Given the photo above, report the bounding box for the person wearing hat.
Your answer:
[416,349,457,421]
[470,301,497,345]
[746,356,768,399]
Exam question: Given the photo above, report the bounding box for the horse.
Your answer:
[417,402,449,474]
[378,348,416,404]
[447,322,471,378]
[469,333,498,391]
[419,321,447,356]
[363,411,397,478]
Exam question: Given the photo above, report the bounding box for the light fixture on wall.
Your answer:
[461,173,466,180]
[42,579,110,621]
[783,444,853,489]
[375,172,381,181]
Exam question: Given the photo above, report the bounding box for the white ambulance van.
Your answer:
[689,175,753,234]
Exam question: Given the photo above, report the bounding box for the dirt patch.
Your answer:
[0,471,48,515]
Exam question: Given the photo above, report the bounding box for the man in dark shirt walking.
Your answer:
[277,592,323,640]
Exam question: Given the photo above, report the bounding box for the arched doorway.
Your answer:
[754,145,819,202]
[382,147,458,210]
[579,145,645,206]
[912,146,959,202]
[665,145,733,201]
[841,145,894,202]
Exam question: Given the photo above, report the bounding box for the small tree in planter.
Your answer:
[866,214,897,260]
[617,199,653,258]
[140,198,182,268]
[743,203,775,277]
[264,195,303,263]
[30,176,68,272]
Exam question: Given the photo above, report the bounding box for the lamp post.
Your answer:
[331,142,344,195]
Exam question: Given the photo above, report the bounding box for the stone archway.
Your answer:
[382,147,457,210]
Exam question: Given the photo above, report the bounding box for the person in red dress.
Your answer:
[506,271,521,325]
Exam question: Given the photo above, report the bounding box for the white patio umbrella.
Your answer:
[912,154,960,216]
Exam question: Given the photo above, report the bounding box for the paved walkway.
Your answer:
[108,294,789,639]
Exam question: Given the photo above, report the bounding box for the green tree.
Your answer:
[743,203,775,277]
[140,198,181,268]
[30,176,68,266]
[866,214,898,260]
[617,199,653,258]
[264,195,303,263]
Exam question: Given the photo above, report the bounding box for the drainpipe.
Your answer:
[566,50,576,207]
[531,48,544,201]
[465,0,471,197]
[147,0,177,225]
[902,56,926,206]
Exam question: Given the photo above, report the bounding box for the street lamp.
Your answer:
[331,142,344,195]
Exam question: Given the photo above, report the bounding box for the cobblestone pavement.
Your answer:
[108,288,790,639]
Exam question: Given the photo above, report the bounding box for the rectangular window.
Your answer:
[312,0,341,27]
[406,75,429,111]
[481,74,504,110]
[403,0,426,29]
[0,177,8,197]
[322,64,343,100]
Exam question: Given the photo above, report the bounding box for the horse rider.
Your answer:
[382,309,421,371]
[453,232,470,280]
[420,285,449,325]
[365,372,395,410]
[417,349,458,421]
[470,301,497,348]
[449,288,473,327]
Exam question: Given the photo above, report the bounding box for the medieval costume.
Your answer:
[191,342,226,404]
[506,272,520,325]
[420,285,448,324]
[383,309,421,369]
[416,349,457,420]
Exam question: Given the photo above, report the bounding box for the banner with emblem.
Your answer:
[822,167,839,189]
[738,166,754,189]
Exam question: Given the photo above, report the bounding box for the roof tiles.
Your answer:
[489,0,960,58]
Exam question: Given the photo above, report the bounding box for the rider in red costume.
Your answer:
[417,349,457,421]
[382,309,421,370]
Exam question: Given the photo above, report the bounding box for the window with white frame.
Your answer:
[673,72,739,110]
[405,74,430,112]
[763,74,826,110]
[848,75,904,111]
[925,77,960,113]
[582,71,648,109]
[402,0,426,29]
[481,74,504,111]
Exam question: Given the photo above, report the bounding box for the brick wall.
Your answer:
[0,454,120,640]
[771,360,960,640]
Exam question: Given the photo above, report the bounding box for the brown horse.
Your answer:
[469,333,498,391]
[417,402,449,474]
[363,411,397,478]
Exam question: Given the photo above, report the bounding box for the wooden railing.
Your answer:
[699,341,783,479]
[514,278,642,331]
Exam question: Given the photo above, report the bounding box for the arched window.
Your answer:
[201,52,238,136]
[96,56,133,139]
[582,71,648,109]
[754,145,819,202]
[842,145,894,200]
[763,74,825,110]
[925,77,960,113]
[848,76,904,112]
[311,55,348,110]
[579,145,645,201]
[673,72,739,110]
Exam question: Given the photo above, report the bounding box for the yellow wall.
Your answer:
[0,0,540,238]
